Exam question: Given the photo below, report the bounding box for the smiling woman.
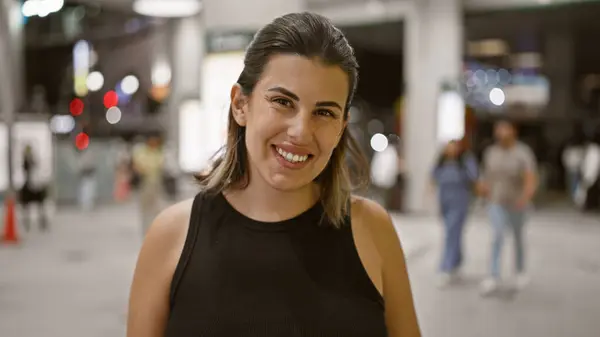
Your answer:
[127,12,421,337]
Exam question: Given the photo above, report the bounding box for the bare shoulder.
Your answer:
[350,196,398,246]
[127,198,195,337]
[141,198,195,259]
[350,195,407,271]
[137,197,195,272]
[351,195,391,223]
[147,198,194,239]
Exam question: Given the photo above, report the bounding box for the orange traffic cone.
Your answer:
[3,196,19,244]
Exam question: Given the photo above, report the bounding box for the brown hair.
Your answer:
[196,12,369,227]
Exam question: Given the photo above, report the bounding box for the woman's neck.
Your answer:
[224,179,320,223]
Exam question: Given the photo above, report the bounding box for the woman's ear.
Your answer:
[231,84,248,127]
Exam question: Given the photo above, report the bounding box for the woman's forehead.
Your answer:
[256,54,349,103]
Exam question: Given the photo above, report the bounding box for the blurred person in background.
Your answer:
[114,143,132,203]
[19,144,49,231]
[562,129,586,203]
[132,134,165,235]
[431,140,478,287]
[161,142,179,201]
[578,130,600,212]
[30,85,50,114]
[478,119,538,296]
[78,147,97,211]
[127,12,420,337]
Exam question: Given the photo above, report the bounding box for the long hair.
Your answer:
[195,12,369,227]
[435,140,468,169]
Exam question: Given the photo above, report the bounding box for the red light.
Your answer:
[75,132,90,150]
[69,98,84,116]
[103,91,119,109]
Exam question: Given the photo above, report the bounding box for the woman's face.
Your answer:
[231,54,349,192]
[445,141,460,158]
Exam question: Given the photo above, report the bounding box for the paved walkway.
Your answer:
[404,211,600,337]
[0,204,142,337]
[0,202,598,337]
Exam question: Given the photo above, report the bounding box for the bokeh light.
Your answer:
[103,90,119,109]
[152,61,172,86]
[486,69,499,85]
[120,75,140,95]
[86,71,104,92]
[367,119,385,135]
[21,0,65,18]
[474,69,488,85]
[498,69,512,85]
[75,132,90,150]
[370,133,388,152]
[50,115,75,134]
[106,107,122,124]
[150,86,170,102]
[490,88,506,106]
[73,40,90,97]
[69,98,84,116]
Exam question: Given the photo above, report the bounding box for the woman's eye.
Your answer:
[315,109,335,118]
[273,98,293,107]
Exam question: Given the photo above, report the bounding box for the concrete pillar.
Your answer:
[403,0,463,213]
[0,0,24,111]
[164,14,205,156]
[0,0,23,193]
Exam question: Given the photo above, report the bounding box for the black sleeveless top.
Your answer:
[165,192,388,337]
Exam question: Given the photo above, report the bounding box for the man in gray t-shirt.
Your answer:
[478,120,538,296]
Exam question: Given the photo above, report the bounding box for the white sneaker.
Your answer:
[450,269,463,282]
[479,278,500,296]
[514,273,530,290]
[436,273,453,288]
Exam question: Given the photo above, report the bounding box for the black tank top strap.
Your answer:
[169,192,205,309]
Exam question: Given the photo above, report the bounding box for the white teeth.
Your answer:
[276,147,309,163]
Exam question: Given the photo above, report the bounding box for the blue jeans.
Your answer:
[566,170,580,201]
[440,203,468,273]
[488,204,527,278]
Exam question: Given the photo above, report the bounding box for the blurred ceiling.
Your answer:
[61,0,600,55]
[464,0,599,11]
[69,0,600,13]
[344,0,600,53]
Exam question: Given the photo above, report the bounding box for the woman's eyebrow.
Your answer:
[267,86,342,110]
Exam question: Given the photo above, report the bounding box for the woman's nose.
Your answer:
[287,112,313,143]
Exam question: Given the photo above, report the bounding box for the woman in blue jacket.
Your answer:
[432,140,479,286]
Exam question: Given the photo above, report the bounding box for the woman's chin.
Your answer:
[267,174,313,192]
